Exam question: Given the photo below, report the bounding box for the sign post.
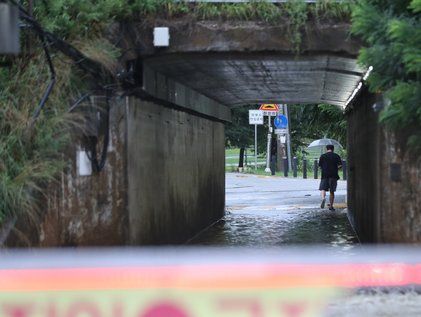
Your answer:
[274,114,288,173]
[259,104,280,173]
[248,110,264,170]
[254,124,257,170]
[265,115,272,173]
[274,111,290,172]
[284,104,293,171]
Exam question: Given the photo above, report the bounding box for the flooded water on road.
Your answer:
[187,174,421,315]
[189,207,358,249]
[189,174,358,249]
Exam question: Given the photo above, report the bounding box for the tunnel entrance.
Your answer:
[143,53,365,107]
[140,51,365,246]
[188,173,357,248]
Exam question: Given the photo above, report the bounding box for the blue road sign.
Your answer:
[274,114,288,129]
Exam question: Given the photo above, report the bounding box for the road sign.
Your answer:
[280,135,286,143]
[262,110,278,116]
[274,114,288,129]
[259,104,279,111]
[248,110,263,125]
[275,129,287,134]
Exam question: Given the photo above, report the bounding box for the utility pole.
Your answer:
[248,109,264,171]
[264,115,272,173]
[276,107,285,172]
[254,124,258,171]
[284,104,293,171]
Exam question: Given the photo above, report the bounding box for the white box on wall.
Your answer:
[153,27,170,47]
[77,150,92,176]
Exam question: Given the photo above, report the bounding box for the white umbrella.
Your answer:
[308,139,343,156]
[308,138,343,149]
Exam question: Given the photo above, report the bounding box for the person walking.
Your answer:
[318,144,342,211]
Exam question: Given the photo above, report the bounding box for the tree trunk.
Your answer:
[238,147,245,171]
[277,140,286,172]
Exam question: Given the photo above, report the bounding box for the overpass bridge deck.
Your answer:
[144,53,364,107]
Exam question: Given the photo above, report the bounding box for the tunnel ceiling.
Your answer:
[143,53,365,107]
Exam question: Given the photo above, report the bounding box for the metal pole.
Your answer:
[283,157,288,177]
[265,115,272,173]
[254,124,257,171]
[276,135,283,172]
[284,104,293,171]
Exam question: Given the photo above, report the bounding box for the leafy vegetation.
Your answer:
[32,0,353,52]
[289,104,346,154]
[8,0,417,228]
[225,106,268,153]
[225,104,346,158]
[0,50,85,225]
[351,0,421,154]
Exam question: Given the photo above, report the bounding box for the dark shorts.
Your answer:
[319,178,338,192]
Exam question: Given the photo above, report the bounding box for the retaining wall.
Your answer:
[347,88,421,242]
[4,96,226,246]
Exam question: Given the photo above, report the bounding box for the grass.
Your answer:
[225,147,266,165]
[33,0,353,50]
[227,165,347,180]
[225,148,241,156]
[1,0,352,227]
[225,147,347,179]
[0,48,86,226]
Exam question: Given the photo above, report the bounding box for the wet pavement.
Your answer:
[189,173,358,249]
[325,288,421,317]
[187,173,421,316]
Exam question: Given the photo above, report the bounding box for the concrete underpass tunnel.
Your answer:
[4,6,416,248]
[133,50,372,245]
[116,16,389,245]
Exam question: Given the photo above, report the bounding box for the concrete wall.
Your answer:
[378,130,421,242]
[347,88,421,242]
[346,89,379,242]
[127,98,225,244]
[5,98,129,247]
[4,95,226,246]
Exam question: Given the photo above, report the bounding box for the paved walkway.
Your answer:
[226,173,347,212]
[190,173,355,247]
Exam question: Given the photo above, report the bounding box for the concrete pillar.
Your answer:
[348,88,421,243]
[127,98,225,244]
[346,88,379,242]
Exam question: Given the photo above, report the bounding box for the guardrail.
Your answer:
[227,156,347,180]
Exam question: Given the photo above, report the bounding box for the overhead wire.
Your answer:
[8,0,56,119]
[8,0,112,172]
[67,91,111,173]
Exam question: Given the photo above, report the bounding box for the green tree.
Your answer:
[226,104,347,165]
[225,106,268,167]
[225,106,253,149]
[351,0,421,153]
[289,104,346,155]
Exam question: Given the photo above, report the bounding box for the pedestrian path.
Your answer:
[190,173,356,248]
